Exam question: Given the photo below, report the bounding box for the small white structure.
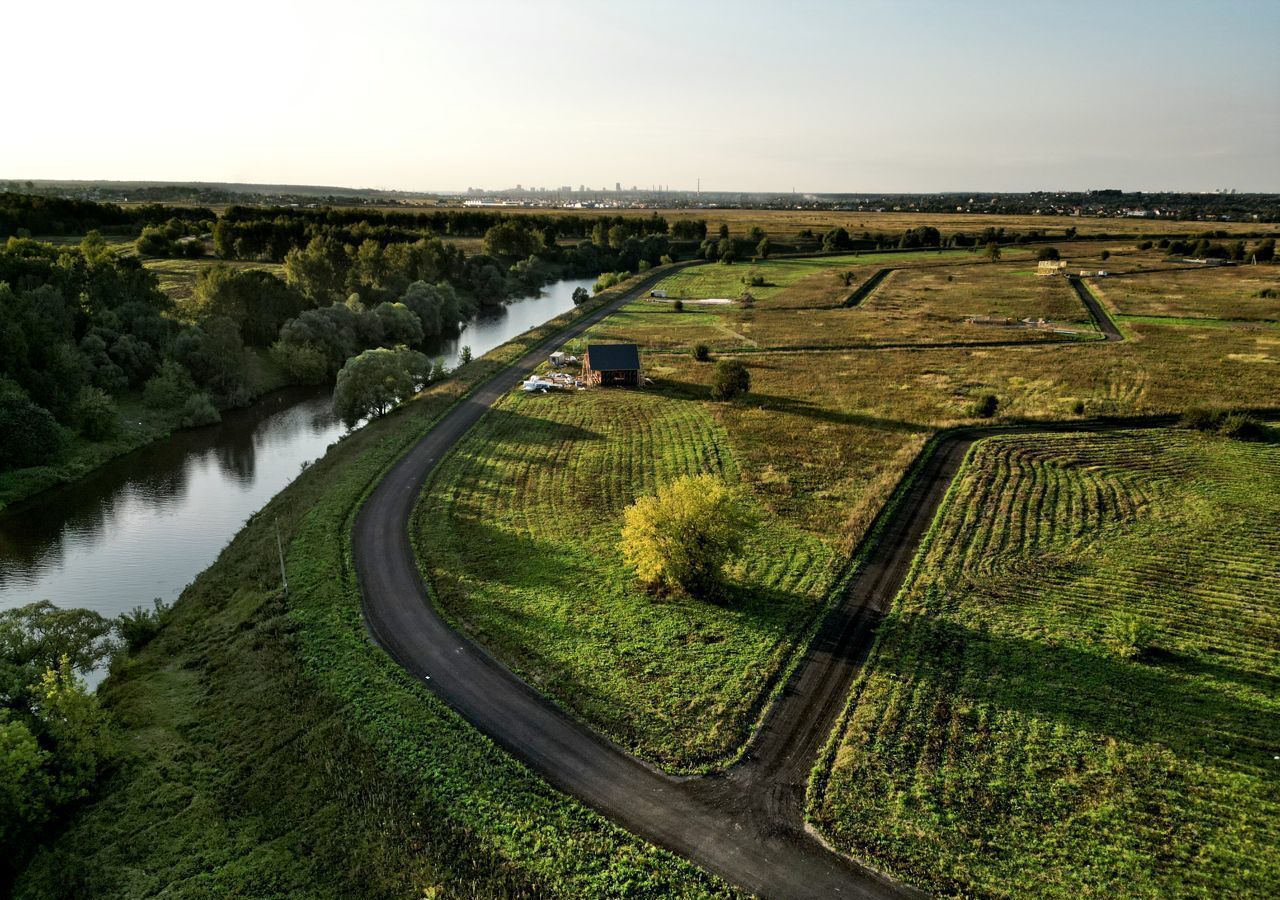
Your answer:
[549,351,566,366]
[1097,270,1108,277]
[650,289,668,298]
[522,377,552,393]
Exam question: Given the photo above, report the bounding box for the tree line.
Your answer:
[0,193,213,239]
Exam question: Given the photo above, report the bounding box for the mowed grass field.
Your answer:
[589,257,1099,354]
[811,428,1280,898]
[408,256,1279,781]
[414,388,840,770]
[1090,266,1280,322]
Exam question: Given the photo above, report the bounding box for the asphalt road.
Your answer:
[352,263,1141,898]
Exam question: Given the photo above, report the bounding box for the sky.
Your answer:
[5,0,1278,193]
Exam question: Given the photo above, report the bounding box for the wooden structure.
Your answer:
[1036,259,1068,276]
[582,344,641,387]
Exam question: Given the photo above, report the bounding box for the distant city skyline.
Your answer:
[4,0,1278,193]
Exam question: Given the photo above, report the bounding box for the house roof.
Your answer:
[586,344,640,371]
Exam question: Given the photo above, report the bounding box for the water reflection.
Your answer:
[0,278,595,624]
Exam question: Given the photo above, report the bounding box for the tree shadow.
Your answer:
[475,406,604,444]
[871,612,1278,775]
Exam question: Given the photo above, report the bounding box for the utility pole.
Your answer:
[275,518,288,596]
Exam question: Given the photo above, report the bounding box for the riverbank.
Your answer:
[0,351,292,514]
[0,276,594,515]
[10,268,732,899]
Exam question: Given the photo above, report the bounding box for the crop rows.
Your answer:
[812,429,1280,898]
[415,388,839,770]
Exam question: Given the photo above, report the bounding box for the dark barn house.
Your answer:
[582,343,641,387]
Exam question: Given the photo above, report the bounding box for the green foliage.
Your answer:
[985,241,1002,261]
[620,475,757,599]
[756,237,771,259]
[811,431,1280,897]
[1103,611,1155,660]
[1180,406,1268,440]
[709,359,750,401]
[1037,246,1061,261]
[12,297,731,898]
[593,271,625,294]
[969,392,999,418]
[268,340,329,385]
[692,343,711,361]
[141,360,196,410]
[673,298,684,312]
[482,220,541,260]
[0,381,66,471]
[190,265,307,346]
[571,285,590,306]
[458,345,472,365]
[821,227,851,252]
[0,713,49,853]
[72,387,117,441]
[115,600,168,653]
[332,347,430,423]
[0,603,117,880]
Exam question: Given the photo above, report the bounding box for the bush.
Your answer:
[692,343,711,362]
[333,347,431,424]
[270,341,329,385]
[571,286,590,306]
[179,393,221,428]
[1037,247,1060,261]
[619,474,756,599]
[1104,612,1155,660]
[1180,407,1267,441]
[710,359,750,401]
[592,272,625,294]
[672,299,684,312]
[969,393,999,418]
[116,599,168,652]
[143,360,198,410]
[73,387,119,441]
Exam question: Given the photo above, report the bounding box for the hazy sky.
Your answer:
[6,0,1278,192]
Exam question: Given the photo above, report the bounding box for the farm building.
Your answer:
[1036,260,1068,276]
[582,343,641,387]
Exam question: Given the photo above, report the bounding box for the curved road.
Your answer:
[353,265,1132,898]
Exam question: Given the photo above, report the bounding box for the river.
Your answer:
[0,277,595,630]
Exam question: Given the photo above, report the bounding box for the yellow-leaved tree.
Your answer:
[619,474,756,599]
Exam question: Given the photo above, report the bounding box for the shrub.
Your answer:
[969,393,999,418]
[270,341,329,385]
[710,359,750,401]
[179,393,221,428]
[1104,612,1155,660]
[1037,247,1060,261]
[143,361,198,410]
[116,599,168,652]
[74,387,118,441]
[672,299,684,312]
[692,343,711,362]
[619,474,757,599]
[571,286,590,306]
[459,346,473,365]
[1180,407,1266,440]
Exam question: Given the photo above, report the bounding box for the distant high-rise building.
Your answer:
[615,182,621,192]
[516,184,522,191]
[579,184,585,193]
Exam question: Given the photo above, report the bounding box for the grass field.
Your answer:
[810,428,1280,897]
[1090,266,1280,322]
[414,388,840,770]
[586,260,1099,355]
[141,256,287,301]
[471,207,1273,240]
